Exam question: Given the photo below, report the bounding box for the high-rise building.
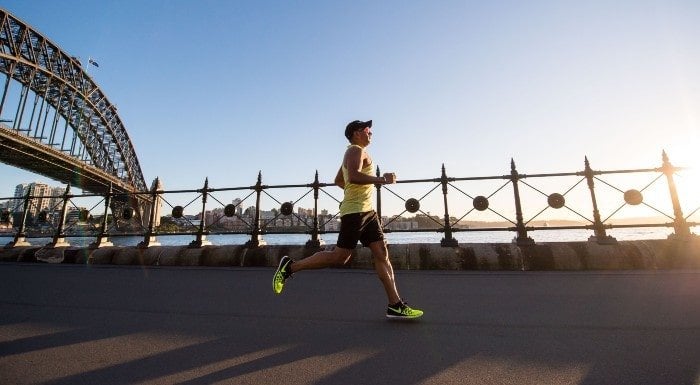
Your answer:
[12,182,66,218]
[31,183,51,217]
[48,186,65,211]
[11,183,28,212]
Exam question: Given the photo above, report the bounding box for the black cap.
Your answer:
[344,120,372,140]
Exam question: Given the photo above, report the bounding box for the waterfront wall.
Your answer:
[1,239,699,270]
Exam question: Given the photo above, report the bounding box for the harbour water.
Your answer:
[2,226,697,248]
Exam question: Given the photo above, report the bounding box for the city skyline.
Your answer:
[0,1,698,223]
[2,170,696,227]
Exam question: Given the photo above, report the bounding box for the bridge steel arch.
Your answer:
[0,8,147,194]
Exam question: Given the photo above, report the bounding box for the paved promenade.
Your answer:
[0,263,698,385]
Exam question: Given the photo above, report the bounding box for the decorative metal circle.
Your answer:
[473,196,489,211]
[280,202,294,216]
[405,198,420,213]
[122,207,134,220]
[224,204,237,217]
[547,193,566,209]
[79,209,90,222]
[172,205,184,218]
[624,189,643,205]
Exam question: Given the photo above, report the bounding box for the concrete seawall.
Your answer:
[1,238,699,270]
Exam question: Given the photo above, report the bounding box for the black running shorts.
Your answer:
[336,211,385,249]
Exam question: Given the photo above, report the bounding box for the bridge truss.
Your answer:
[0,8,147,194]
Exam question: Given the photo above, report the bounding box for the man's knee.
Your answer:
[369,241,389,260]
[330,247,353,265]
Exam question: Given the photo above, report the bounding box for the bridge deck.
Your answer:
[0,264,698,384]
[0,124,135,194]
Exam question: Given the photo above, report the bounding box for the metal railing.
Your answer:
[2,151,698,249]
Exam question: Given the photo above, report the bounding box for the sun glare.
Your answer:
[669,142,700,221]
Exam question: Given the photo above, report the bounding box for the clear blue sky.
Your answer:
[1,1,699,220]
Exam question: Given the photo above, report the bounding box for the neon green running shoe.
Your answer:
[272,256,293,294]
[386,301,423,319]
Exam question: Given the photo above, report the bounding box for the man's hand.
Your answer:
[382,172,397,184]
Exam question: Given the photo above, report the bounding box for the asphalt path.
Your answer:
[0,263,698,385]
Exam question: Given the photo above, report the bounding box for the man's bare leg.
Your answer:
[289,247,353,273]
[368,240,401,304]
[273,247,352,294]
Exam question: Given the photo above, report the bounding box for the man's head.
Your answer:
[344,120,372,142]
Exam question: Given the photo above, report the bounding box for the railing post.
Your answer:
[661,151,693,239]
[510,159,534,246]
[246,171,267,247]
[190,178,212,247]
[5,190,32,248]
[306,171,324,248]
[375,166,383,221]
[89,184,114,248]
[47,184,71,248]
[584,157,616,244]
[138,179,161,248]
[440,164,458,247]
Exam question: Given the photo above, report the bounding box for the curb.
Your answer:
[1,239,699,270]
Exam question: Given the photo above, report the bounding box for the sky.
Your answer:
[1,0,699,221]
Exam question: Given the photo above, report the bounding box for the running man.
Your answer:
[272,119,423,319]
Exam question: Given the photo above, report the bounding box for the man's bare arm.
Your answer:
[334,166,344,189]
[344,146,396,185]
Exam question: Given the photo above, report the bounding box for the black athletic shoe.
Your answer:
[386,301,424,319]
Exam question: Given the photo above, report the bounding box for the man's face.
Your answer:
[354,126,372,146]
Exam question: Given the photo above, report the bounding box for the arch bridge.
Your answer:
[0,8,152,223]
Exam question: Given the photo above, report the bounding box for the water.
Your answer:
[1,226,695,248]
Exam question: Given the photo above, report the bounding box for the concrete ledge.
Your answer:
[1,238,698,270]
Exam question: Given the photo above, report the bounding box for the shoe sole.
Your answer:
[386,315,423,320]
[272,256,290,294]
[386,312,424,319]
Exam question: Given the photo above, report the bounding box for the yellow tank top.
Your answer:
[339,145,374,216]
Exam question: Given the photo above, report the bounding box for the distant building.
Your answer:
[11,183,28,212]
[12,182,64,218]
[48,186,65,211]
[298,207,313,217]
[383,217,419,231]
[65,207,82,225]
[232,198,243,216]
